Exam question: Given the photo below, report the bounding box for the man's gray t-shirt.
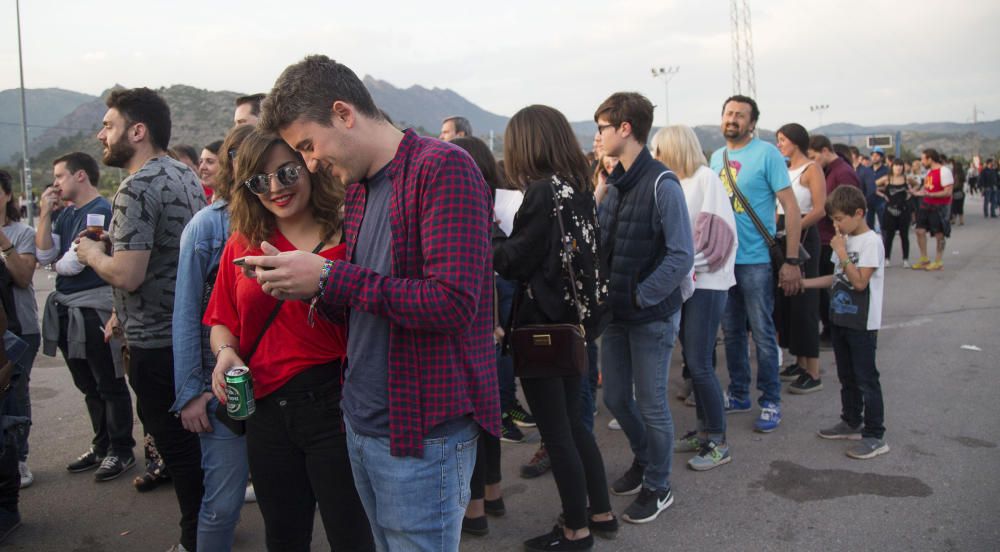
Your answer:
[111,156,206,349]
[343,165,392,437]
[3,222,38,335]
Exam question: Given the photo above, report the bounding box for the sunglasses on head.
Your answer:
[243,164,303,195]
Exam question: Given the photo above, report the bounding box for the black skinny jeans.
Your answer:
[246,365,374,552]
[521,374,611,531]
[59,306,135,458]
[128,346,205,552]
[882,211,911,261]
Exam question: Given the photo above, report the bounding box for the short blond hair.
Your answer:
[651,125,707,180]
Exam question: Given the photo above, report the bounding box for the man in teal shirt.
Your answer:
[709,95,802,433]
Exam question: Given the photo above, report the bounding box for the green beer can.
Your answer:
[225,366,255,420]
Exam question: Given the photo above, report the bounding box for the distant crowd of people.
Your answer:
[0,54,985,551]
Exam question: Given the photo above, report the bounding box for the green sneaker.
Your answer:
[687,441,731,471]
[674,431,702,453]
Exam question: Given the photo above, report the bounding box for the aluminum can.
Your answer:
[224,366,255,419]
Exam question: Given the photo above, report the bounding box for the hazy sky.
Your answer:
[2,0,998,129]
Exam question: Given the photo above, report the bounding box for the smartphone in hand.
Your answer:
[233,257,274,270]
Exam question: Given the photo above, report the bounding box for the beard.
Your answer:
[723,124,748,141]
[102,135,136,168]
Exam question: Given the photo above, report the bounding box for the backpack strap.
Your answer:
[652,169,679,223]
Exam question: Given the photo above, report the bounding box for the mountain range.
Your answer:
[3,81,998,180]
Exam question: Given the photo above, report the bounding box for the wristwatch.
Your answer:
[784,257,803,266]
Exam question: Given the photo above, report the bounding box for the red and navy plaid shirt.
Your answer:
[319,129,501,457]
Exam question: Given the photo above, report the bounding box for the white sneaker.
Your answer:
[18,461,33,488]
[608,418,622,431]
[902,260,911,268]
[244,483,256,503]
[166,545,189,552]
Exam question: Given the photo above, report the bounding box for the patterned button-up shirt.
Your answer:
[319,129,501,457]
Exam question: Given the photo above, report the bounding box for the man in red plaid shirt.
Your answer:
[245,55,500,550]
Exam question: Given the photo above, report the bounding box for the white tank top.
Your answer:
[778,162,814,215]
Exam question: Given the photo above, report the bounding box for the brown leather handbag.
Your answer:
[511,178,588,379]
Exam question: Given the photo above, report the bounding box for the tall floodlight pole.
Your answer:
[651,66,679,127]
[15,0,34,226]
[730,0,757,99]
[810,104,830,128]
[972,104,985,157]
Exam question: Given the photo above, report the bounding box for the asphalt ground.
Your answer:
[8,195,1000,551]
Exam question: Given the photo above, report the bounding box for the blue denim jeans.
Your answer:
[10,333,38,462]
[197,397,248,552]
[601,312,680,492]
[985,188,998,217]
[722,263,781,407]
[346,418,478,552]
[681,289,728,438]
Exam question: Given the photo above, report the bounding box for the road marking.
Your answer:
[880,317,933,330]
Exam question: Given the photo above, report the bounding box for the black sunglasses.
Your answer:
[243,164,303,195]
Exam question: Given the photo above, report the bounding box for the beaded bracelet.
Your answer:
[307,260,336,327]
[317,259,335,298]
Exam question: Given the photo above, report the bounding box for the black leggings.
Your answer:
[521,375,611,531]
[882,211,910,261]
[469,432,501,500]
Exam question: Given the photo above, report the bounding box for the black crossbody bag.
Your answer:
[510,178,588,379]
[722,150,810,273]
[213,242,324,435]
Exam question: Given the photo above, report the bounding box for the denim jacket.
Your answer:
[171,201,229,413]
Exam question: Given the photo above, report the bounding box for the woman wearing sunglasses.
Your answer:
[205,130,373,551]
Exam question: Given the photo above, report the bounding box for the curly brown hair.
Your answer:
[214,124,254,203]
[229,129,344,248]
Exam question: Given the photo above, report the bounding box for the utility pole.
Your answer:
[650,67,679,126]
[810,104,830,129]
[16,0,34,226]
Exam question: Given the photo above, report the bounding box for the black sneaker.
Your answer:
[508,401,537,428]
[788,373,823,394]
[524,525,594,551]
[520,445,551,479]
[94,455,136,482]
[485,497,506,517]
[501,414,526,443]
[67,449,104,473]
[556,509,618,540]
[461,515,489,537]
[779,364,805,382]
[621,487,673,524]
[588,515,619,540]
[611,459,645,496]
